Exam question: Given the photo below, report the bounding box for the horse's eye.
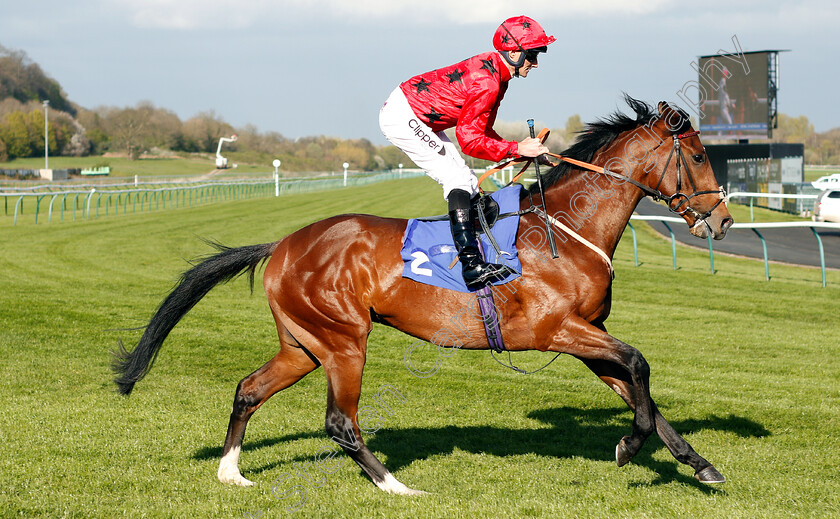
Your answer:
[692,154,705,164]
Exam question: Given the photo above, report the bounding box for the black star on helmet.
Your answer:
[501,34,510,44]
[480,59,497,75]
[412,78,431,93]
[423,107,445,123]
[522,20,531,29]
[445,68,465,84]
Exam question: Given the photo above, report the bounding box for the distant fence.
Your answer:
[726,191,819,220]
[627,215,840,287]
[1,170,423,226]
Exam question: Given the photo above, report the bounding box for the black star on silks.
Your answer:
[501,34,510,44]
[412,78,431,93]
[445,68,465,84]
[423,107,444,123]
[522,20,531,29]
[480,59,497,75]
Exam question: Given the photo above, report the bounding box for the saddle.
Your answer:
[401,187,521,353]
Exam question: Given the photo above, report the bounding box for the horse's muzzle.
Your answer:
[690,215,734,240]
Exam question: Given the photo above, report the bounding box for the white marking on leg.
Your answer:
[374,472,426,496]
[218,445,254,486]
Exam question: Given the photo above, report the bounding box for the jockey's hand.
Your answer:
[517,137,549,158]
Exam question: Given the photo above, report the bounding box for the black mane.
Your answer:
[525,95,689,196]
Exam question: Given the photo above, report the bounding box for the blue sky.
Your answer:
[1,1,837,144]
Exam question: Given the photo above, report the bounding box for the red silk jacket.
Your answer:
[399,51,518,162]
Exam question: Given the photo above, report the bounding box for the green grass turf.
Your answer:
[1,177,838,518]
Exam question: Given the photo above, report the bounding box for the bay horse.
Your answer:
[113,97,733,494]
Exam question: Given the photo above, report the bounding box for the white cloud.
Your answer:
[110,0,840,36]
[314,0,671,24]
[111,0,274,30]
[110,0,672,30]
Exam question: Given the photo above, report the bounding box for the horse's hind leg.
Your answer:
[218,341,319,486]
[581,358,725,483]
[321,349,424,495]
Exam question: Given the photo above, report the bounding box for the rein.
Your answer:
[478,129,727,228]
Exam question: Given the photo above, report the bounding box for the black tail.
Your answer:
[112,241,278,395]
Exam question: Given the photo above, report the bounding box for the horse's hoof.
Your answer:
[218,473,255,487]
[615,438,633,467]
[695,466,726,484]
[375,473,427,496]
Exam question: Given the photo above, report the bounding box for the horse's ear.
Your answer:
[657,101,670,115]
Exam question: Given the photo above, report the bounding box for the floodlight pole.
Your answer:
[43,100,49,169]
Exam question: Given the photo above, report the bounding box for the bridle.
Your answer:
[557,130,727,229]
[638,130,727,229]
[481,129,728,231]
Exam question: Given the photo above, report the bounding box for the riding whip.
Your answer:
[528,119,559,258]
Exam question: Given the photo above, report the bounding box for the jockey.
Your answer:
[379,15,555,289]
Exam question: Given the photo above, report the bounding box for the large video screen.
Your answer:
[698,52,769,140]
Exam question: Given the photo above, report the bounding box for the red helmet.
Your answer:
[492,16,556,52]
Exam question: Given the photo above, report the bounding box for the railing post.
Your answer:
[35,194,46,224]
[810,227,827,288]
[13,195,24,226]
[750,228,770,281]
[72,193,80,220]
[706,235,715,274]
[48,194,59,223]
[84,188,95,219]
[662,221,677,270]
[627,222,639,266]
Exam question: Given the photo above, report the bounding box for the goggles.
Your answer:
[523,46,547,63]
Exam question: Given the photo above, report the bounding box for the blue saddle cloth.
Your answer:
[401,185,523,293]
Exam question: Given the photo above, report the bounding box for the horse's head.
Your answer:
[533,96,733,240]
[639,102,734,240]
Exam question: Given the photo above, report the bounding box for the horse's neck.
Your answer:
[540,163,645,259]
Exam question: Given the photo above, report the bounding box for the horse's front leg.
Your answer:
[549,316,656,466]
[580,357,725,483]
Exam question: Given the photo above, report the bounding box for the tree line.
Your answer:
[0,96,415,172]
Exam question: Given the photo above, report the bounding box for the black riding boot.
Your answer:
[448,189,514,289]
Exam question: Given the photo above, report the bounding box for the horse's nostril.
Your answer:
[721,217,734,233]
